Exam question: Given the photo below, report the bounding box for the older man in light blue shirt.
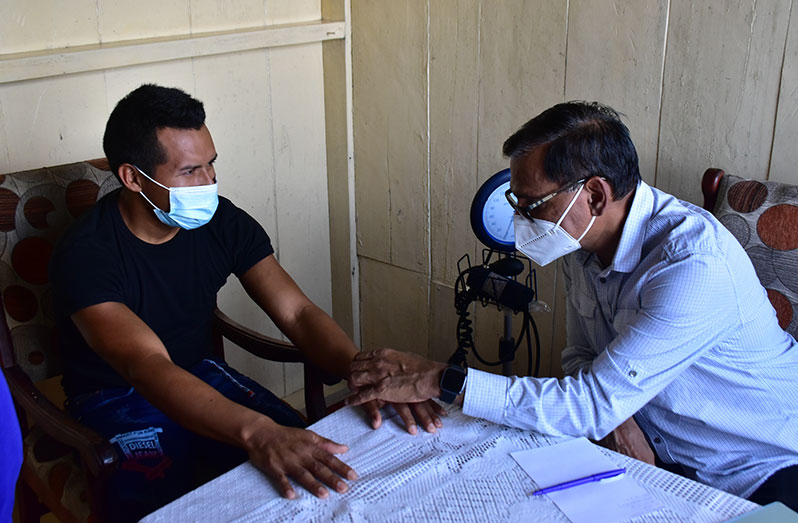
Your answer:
[348,101,798,509]
[466,178,798,498]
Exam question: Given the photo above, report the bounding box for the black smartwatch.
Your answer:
[439,365,468,404]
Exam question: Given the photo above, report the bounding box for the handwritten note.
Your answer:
[511,437,663,523]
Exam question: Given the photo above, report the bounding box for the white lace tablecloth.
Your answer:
[143,405,757,522]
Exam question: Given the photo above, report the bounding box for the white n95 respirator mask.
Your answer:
[513,183,595,266]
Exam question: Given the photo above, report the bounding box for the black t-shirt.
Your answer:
[50,189,274,399]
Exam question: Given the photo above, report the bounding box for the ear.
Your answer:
[118,163,144,192]
[583,176,612,217]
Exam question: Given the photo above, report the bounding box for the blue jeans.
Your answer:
[748,465,798,511]
[68,358,305,522]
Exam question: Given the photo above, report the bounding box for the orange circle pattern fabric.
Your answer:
[0,161,120,382]
[758,205,798,251]
[65,179,101,218]
[766,289,793,330]
[3,285,38,322]
[713,174,798,338]
[727,180,767,213]
[23,196,55,230]
[12,237,53,285]
[0,189,20,232]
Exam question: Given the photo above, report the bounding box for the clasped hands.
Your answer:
[260,348,445,500]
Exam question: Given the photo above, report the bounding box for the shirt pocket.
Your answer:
[571,290,596,317]
[569,290,598,342]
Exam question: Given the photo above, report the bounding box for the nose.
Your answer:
[198,165,216,185]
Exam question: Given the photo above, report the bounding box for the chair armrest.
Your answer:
[701,168,726,212]
[212,307,343,422]
[5,366,117,478]
[213,307,306,363]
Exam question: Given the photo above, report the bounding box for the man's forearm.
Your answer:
[126,352,276,449]
[286,303,359,379]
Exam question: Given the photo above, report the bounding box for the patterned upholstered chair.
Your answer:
[1,159,333,522]
[702,168,798,337]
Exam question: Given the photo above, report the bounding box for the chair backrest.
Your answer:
[0,160,120,382]
[702,169,798,338]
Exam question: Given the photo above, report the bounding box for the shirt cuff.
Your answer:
[462,368,510,424]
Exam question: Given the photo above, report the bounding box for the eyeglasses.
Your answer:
[505,178,587,220]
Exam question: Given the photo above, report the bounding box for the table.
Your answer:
[143,405,758,522]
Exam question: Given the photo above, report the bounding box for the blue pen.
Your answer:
[532,468,626,496]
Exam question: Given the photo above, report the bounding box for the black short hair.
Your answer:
[103,84,206,179]
[502,101,641,199]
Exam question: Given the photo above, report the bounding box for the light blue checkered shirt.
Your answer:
[463,181,798,498]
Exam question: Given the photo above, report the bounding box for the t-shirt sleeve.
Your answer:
[219,199,275,277]
[49,230,126,316]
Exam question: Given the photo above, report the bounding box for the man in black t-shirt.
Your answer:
[50,84,443,521]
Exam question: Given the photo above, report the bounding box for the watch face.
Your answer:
[441,366,466,392]
[470,168,516,252]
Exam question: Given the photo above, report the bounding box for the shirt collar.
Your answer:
[607,180,652,274]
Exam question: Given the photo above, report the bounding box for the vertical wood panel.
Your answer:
[425,0,570,377]
[0,97,8,168]
[565,0,668,184]
[769,5,798,184]
[98,0,191,43]
[477,0,568,171]
[266,0,321,23]
[429,0,480,287]
[323,0,353,343]
[477,0,569,377]
[193,50,286,393]
[270,43,332,394]
[103,59,197,114]
[322,29,355,338]
[269,45,331,313]
[360,258,429,355]
[0,0,98,53]
[189,0,266,32]
[0,73,108,171]
[352,0,428,271]
[657,1,790,203]
[428,283,457,363]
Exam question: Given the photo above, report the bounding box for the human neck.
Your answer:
[591,189,636,268]
[118,189,180,244]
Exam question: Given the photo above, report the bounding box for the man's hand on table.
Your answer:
[347,348,449,408]
[244,417,357,500]
[360,398,446,435]
[598,417,656,465]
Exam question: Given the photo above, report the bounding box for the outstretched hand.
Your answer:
[347,348,447,405]
[360,398,446,435]
[245,419,356,500]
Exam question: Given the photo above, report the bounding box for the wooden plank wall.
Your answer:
[352,0,798,378]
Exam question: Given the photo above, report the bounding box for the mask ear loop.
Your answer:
[554,183,586,228]
[555,182,596,242]
[133,165,170,191]
[133,165,170,213]
[139,190,166,213]
[577,215,596,242]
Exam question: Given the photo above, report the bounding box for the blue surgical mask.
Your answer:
[134,165,219,230]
